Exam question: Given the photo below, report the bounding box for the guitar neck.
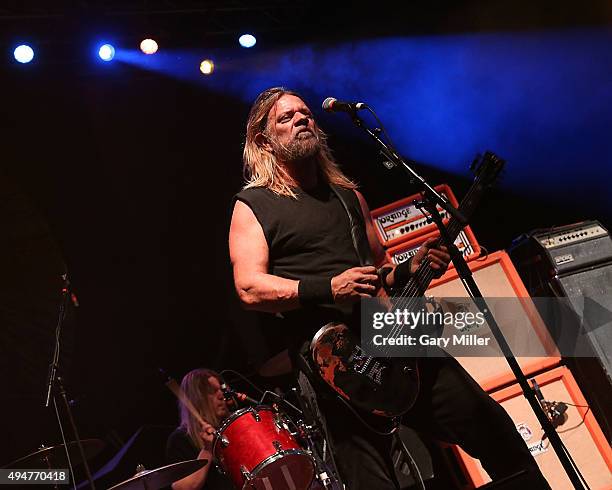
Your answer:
[406,174,489,295]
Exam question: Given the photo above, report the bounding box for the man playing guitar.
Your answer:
[229,87,550,489]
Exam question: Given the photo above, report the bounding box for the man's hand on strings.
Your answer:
[331,266,380,303]
[411,238,451,277]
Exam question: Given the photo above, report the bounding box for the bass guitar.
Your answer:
[309,152,505,417]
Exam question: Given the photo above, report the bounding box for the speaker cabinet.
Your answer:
[553,264,612,381]
[426,251,560,391]
[451,367,612,489]
[371,184,478,248]
[387,227,481,268]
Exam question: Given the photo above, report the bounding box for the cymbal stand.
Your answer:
[44,273,95,490]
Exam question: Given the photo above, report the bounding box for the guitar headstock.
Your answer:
[471,151,506,188]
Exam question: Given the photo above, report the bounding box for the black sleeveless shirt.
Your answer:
[234,182,371,350]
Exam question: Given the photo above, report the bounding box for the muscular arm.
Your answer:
[229,198,378,311]
[229,200,301,313]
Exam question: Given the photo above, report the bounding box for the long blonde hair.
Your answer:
[178,368,223,450]
[243,87,357,198]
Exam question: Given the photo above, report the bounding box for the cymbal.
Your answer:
[4,439,105,469]
[108,460,207,490]
[258,348,293,377]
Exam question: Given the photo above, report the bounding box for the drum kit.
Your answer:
[159,368,343,490]
[5,398,339,490]
[0,177,340,489]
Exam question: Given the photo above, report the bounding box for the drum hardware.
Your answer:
[295,371,345,489]
[274,413,301,437]
[164,367,340,489]
[249,407,261,422]
[164,371,316,488]
[273,413,285,432]
[274,411,304,438]
[296,421,318,439]
[240,465,252,481]
[220,372,344,489]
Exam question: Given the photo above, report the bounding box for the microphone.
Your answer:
[322,97,366,114]
[531,379,568,438]
[220,381,259,406]
[545,400,568,427]
[233,391,259,405]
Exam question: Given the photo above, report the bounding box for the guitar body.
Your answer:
[310,322,419,417]
[309,152,505,418]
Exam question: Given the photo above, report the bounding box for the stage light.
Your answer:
[98,44,115,61]
[239,34,257,48]
[14,44,34,63]
[200,59,215,75]
[140,38,158,55]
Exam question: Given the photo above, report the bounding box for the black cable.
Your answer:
[557,406,591,434]
[219,369,265,395]
[365,106,404,158]
[538,401,592,490]
[554,402,591,435]
[476,245,489,261]
[334,394,399,436]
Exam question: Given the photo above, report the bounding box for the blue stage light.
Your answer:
[98,44,115,61]
[239,34,256,48]
[14,45,34,63]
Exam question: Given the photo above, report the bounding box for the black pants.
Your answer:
[314,354,551,489]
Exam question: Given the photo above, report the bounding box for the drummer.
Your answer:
[166,368,233,490]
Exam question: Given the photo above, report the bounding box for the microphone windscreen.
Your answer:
[322,97,336,112]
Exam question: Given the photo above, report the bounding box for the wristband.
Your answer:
[377,266,394,290]
[298,277,334,306]
[393,257,414,288]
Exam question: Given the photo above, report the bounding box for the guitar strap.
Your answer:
[330,184,374,267]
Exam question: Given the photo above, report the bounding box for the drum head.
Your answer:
[247,451,314,490]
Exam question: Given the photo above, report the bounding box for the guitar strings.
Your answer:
[373,180,480,358]
[383,185,477,353]
[383,208,467,352]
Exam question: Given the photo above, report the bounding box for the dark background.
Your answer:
[1,0,611,485]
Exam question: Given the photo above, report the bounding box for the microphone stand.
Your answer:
[45,273,95,490]
[347,110,468,227]
[347,110,589,489]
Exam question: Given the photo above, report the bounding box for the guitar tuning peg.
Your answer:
[470,153,482,173]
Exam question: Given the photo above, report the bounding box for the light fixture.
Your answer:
[200,59,215,75]
[14,44,34,63]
